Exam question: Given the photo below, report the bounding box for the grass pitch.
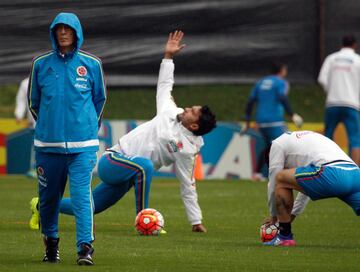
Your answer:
[0,176,359,272]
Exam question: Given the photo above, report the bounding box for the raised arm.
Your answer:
[164,31,186,60]
[156,31,186,115]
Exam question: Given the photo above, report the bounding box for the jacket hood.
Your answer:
[50,13,83,52]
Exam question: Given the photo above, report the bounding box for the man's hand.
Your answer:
[192,224,207,233]
[292,113,303,128]
[164,30,186,59]
[240,121,250,135]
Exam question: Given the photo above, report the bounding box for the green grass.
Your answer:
[0,85,19,118]
[0,84,325,122]
[0,176,359,271]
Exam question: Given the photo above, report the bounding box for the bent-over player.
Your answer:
[264,131,360,246]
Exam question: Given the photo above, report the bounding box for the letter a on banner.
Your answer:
[210,134,254,179]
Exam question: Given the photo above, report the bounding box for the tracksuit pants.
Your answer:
[36,151,97,251]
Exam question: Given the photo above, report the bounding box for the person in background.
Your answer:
[15,77,35,128]
[15,77,37,178]
[244,62,303,180]
[318,34,360,166]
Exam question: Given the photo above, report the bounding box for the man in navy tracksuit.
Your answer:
[28,12,106,265]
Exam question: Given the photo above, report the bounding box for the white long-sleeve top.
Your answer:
[268,131,354,217]
[318,47,360,110]
[14,77,35,127]
[110,59,204,225]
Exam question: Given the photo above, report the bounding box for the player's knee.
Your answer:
[275,171,287,185]
[140,158,154,175]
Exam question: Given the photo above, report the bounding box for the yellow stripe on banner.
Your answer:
[0,146,6,165]
[0,118,27,134]
[110,153,146,209]
[287,122,325,133]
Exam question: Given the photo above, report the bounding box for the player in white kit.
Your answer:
[318,35,360,165]
[15,77,35,127]
[58,31,217,233]
[264,131,360,246]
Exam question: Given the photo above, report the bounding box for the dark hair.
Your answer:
[193,105,217,136]
[342,35,356,47]
[270,62,287,75]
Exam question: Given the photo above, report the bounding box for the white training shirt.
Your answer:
[268,131,354,217]
[318,47,360,110]
[110,59,204,225]
[14,77,35,127]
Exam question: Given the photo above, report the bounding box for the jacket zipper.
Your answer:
[64,57,68,153]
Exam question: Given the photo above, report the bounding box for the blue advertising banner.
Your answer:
[5,119,264,179]
[97,120,264,179]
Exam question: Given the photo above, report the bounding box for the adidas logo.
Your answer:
[46,67,54,75]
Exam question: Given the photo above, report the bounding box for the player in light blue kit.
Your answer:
[28,13,106,265]
[244,63,303,179]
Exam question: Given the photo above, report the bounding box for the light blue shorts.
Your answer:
[295,161,360,215]
[325,107,360,148]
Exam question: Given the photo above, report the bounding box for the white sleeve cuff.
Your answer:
[191,220,202,226]
[162,58,174,63]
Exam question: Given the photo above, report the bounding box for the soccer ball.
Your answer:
[135,208,164,236]
[260,223,279,242]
